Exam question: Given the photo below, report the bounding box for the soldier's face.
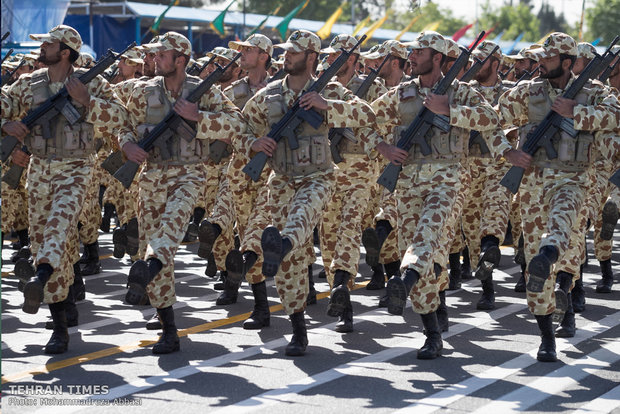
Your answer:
[239,46,260,71]
[514,59,534,78]
[409,48,433,76]
[143,52,156,77]
[572,57,589,76]
[118,58,138,78]
[539,55,565,79]
[38,41,62,66]
[284,50,308,76]
[326,52,349,77]
[154,50,178,77]
[474,59,494,83]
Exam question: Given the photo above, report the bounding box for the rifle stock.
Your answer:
[376,31,486,192]
[609,168,620,189]
[243,35,368,182]
[2,146,29,189]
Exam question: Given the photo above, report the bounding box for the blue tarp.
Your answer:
[3,0,71,43]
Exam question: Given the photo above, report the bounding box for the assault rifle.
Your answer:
[376,31,486,192]
[1,48,14,66]
[460,44,500,83]
[500,37,619,194]
[112,53,241,189]
[1,31,9,42]
[330,53,391,163]
[598,46,620,83]
[186,56,215,76]
[1,58,26,85]
[1,42,136,164]
[242,35,367,182]
[2,146,30,189]
[268,67,286,83]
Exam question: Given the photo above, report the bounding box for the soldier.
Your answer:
[1,25,126,354]
[463,41,517,311]
[497,33,620,361]
[199,47,243,89]
[319,34,388,332]
[364,40,410,88]
[119,32,244,354]
[372,31,528,359]
[240,30,376,355]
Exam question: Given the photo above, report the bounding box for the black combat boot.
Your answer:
[572,267,586,313]
[126,258,162,305]
[15,258,35,292]
[46,285,79,330]
[307,264,317,305]
[461,247,473,280]
[362,220,392,267]
[214,271,227,290]
[527,245,559,292]
[261,226,292,277]
[243,281,270,329]
[45,301,69,354]
[205,251,218,277]
[72,262,86,301]
[366,264,385,290]
[448,252,462,290]
[215,276,240,305]
[335,304,353,333]
[535,314,557,362]
[126,217,140,257]
[145,311,162,330]
[187,207,206,239]
[436,290,449,332]
[318,269,326,279]
[596,259,614,293]
[514,234,525,266]
[197,220,222,258]
[81,241,101,276]
[112,223,127,259]
[327,270,352,317]
[285,311,308,356]
[11,245,32,264]
[476,276,495,310]
[556,292,576,338]
[554,271,573,323]
[10,228,29,250]
[386,268,419,315]
[226,249,258,282]
[600,200,619,241]
[23,263,53,314]
[418,311,443,359]
[379,261,401,308]
[476,235,501,281]
[514,262,527,292]
[100,203,116,233]
[152,306,180,354]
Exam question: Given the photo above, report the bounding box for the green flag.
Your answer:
[210,0,237,37]
[249,5,282,36]
[150,0,180,35]
[274,0,309,40]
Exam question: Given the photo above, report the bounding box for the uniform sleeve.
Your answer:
[450,82,500,132]
[497,83,531,128]
[84,76,127,132]
[238,92,269,156]
[117,83,146,149]
[573,84,620,132]
[481,129,514,161]
[1,75,34,129]
[371,87,402,141]
[195,87,244,141]
[323,83,376,129]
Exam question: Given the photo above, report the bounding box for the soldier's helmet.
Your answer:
[320,34,360,55]
[443,38,463,60]
[577,42,597,60]
[528,32,577,59]
[364,40,409,60]
[275,30,321,53]
[149,31,192,57]
[30,25,82,52]
[404,31,447,55]
[229,34,273,57]
[473,40,503,60]
[205,47,238,63]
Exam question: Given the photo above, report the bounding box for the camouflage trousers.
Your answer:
[227,153,272,284]
[78,159,105,245]
[462,158,512,265]
[140,163,204,309]
[268,170,334,315]
[589,161,615,262]
[320,155,377,287]
[521,167,589,315]
[375,190,401,265]
[509,193,523,247]
[202,159,234,271]
[1,164,29,233]
[28,156,93,303]
[397,162,465,314]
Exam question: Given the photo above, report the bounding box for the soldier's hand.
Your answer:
[423,93,450,116]
[504,149,532,169]
[11,148,30,167]
[376,141,408,165]
[122,142,148,164]
[551,97,577,119]
[2,121,29,141]
[299,91,328,111]
[66,77,91,107]
[173,98,200,122]
[251,136,277,157]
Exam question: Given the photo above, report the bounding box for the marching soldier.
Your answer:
[1,25,126,354]
[120,32,244,354]
[497,33,620,361]
[240,30,377,355]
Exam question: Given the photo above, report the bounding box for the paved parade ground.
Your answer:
[2,230,619,413]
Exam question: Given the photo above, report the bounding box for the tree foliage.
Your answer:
[478,3,540,42]
[585,0,620,44]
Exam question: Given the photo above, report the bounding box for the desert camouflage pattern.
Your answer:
[275,30,322,54]
[498,77,620,315]
[229,33,274,56]
[1,163,29,234]
[205,159,236,271]
[78,156,105,245]
[405,31,447,55]
[29,24,82,52]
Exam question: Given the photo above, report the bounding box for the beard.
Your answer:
[38,50,61,66]
[474,64,493,83]
[218,69,234,83]
[155,65,177,77]
[410,59,433,76]
[540,63,564,79]
[284,59,307,76]
[143,63,155,77]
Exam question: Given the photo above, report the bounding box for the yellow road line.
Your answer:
[1,281,368,384]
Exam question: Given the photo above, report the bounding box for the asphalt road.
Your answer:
[1,229,619,413]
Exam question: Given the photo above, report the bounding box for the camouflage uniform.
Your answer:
[118,33,244,311]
